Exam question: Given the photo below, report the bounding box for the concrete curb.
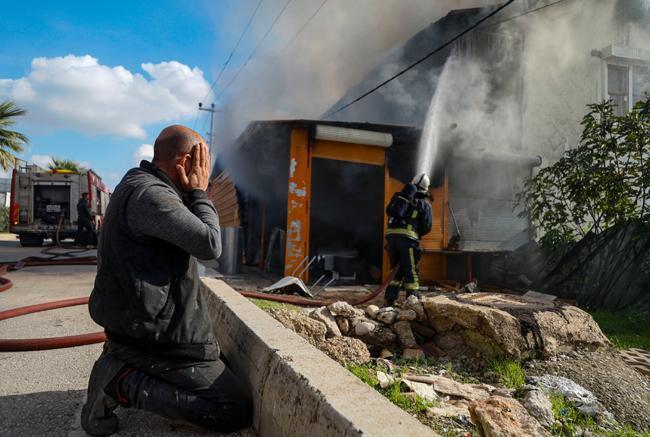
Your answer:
[202,278,437,437]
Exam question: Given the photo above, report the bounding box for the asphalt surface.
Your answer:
[0,234,254,437]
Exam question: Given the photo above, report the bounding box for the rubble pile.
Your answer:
[283,293,610,361]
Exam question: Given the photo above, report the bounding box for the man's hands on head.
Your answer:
[177,142,210,192]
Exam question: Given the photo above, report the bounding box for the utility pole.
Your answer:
[198,102,221,160]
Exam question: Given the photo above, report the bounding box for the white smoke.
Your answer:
[209,0,501,147]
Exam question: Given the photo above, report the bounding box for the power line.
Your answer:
[323,0,517,118]
[281,0,329,51]
[217,0,294,100]
[201,0,264,103]
[479,0,572,29]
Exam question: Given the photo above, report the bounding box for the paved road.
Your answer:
[0,235,253,436]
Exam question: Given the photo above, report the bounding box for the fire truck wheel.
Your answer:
[19,235,44,247]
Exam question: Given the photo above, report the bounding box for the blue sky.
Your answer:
[0,0,264,188]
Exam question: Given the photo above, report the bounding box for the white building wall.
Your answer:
[520,0,650,165]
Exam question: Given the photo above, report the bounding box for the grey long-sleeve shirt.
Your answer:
[126,183,222,261]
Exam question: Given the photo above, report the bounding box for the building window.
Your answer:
[607,63,650,115]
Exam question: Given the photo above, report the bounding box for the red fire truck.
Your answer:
[9,162,110,246]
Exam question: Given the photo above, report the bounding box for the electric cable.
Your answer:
[479,0,572,29]
[280,0,329,52]
[323,0,516,118]
[200,0,265,104]
[217,0,294,100]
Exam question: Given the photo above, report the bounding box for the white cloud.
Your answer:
[133,143,154,164]
[29,154,92,170]
[31,154,53,168]
[0,55,210,138]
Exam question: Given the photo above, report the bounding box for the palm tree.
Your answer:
[48,157,80,172]
[0,100,29,171]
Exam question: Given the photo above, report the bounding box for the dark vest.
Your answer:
[89,163,218,361]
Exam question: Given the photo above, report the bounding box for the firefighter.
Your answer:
[384,173,433,306]
[75,192,95,247]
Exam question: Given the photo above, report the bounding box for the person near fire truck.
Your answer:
[384,173,433,307]
[75,192,95,247]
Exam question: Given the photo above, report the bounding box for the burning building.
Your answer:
[212,1,650,287]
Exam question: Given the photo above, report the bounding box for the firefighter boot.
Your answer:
[81,353,128,436]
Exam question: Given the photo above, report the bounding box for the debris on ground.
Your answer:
[528,375,613,422]
[527,350,650,430]
[469,395,551,437]
[257,297,648,435]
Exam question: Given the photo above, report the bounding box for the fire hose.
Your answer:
[0,252,397,352]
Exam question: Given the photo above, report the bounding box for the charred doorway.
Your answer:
[309,158,384,283]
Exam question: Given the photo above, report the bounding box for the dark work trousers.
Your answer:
[384,236,421,303]
[76,218,95,245]
[103,340,252,433]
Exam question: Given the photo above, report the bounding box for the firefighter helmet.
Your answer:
[411,173,430,193]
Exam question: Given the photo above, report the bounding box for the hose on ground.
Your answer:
[238,267,397,307]
[0,251,395,351]
[0,296,106,352]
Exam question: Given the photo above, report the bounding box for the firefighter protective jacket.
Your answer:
[386,187,433,241]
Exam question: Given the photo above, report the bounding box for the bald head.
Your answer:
[153,125,202,163]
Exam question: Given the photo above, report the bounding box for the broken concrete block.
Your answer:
[310,306,341,337]
[328,301,364,318]
[422,293,610,359]
[426,400,472,421]
[402,348,425,360]
[361,326,397,349]
[406,375,491,401]
[377,371,396,389]
[393,320,418,349]
[469,395,551,437]
[380,348,394,359]
[522,389,554,428]
[365,304,380,319]
[403,379,440,403]
[396,309,417,321]
[376,307,398,325]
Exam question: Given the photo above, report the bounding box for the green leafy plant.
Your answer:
[0,100,28,171]
[47,157,82,172]
[517,96,650,248]
[347,363,437,416]
[487,358,525,389]
[549,391,598,436]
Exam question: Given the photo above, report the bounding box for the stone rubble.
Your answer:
[376,370,396,389]
[521,388,554,428]
[469,395,551,437]
[528,375,614,422]
[375,307,398,324]
[309,306,341,337]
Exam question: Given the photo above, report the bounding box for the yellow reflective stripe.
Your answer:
[411,209,418,219]
[408,247,419,288]
[389,280,402,286]
[386,228,419,239]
